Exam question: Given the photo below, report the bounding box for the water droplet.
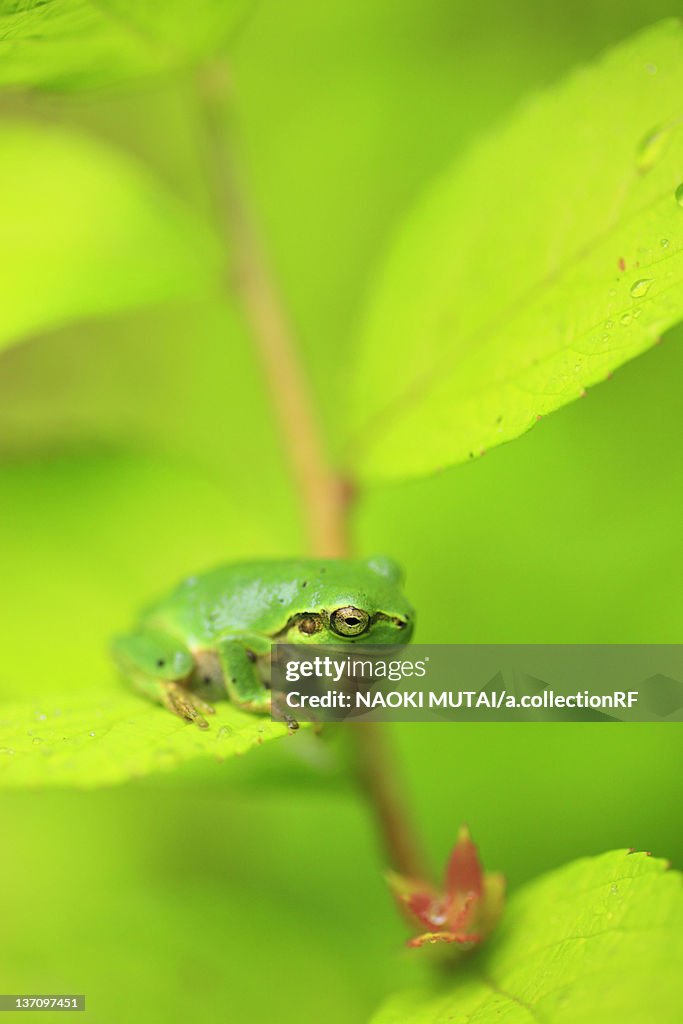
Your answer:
[217,726,234,739]
[633,309,641,319]
[661,238,670,248]
[610,884,619,895]
[32,737,43,745]
[35,712,47,721]
[574,361,582,372]
[676,183,683,207]
[604,319,614,330]
[636,126,669,172]
[620,312,632,326]
[0,747,15,755]
[89,731,96,738]
[645,62,658,75]
[630,278,653,298]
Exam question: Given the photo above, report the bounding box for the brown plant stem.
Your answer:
[197,62,347,560]
[353,722,427,880]
[197,62,427,881]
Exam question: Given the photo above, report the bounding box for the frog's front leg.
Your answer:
[217,635,272,714]
[217,636,299,731]
[112,628,216,729]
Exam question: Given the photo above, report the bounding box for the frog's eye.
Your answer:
[330,606,370,637]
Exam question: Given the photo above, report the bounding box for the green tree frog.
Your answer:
[112,556,414,728]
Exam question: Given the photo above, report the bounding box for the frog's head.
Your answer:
[279,556,414,645]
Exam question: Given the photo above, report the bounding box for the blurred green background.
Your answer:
[0,2,681,1022]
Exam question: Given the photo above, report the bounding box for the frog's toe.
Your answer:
[190,694,216,719]
[161,682,215,729]
[270,693,299,731]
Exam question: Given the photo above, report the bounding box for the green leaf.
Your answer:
[372,850,683,1024]
[0,0,248,90]
[0,693,295,788]
[0,122,219,353]
[349,21,683,482]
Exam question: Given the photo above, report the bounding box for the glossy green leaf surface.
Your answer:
[350,21,683,481]
[373,851,683,1024]
[0,694,293,788]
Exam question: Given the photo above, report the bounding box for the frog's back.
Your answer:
[141,560,330,644]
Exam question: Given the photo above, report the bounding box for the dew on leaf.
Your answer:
[32,737,43,745]
[636,126,669,172]
[620,312,632,326]
[630,278,653,298]
[0,747,15,755]
[661,238,670,248]
[217,726,234,739]
[675,183,683,207]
